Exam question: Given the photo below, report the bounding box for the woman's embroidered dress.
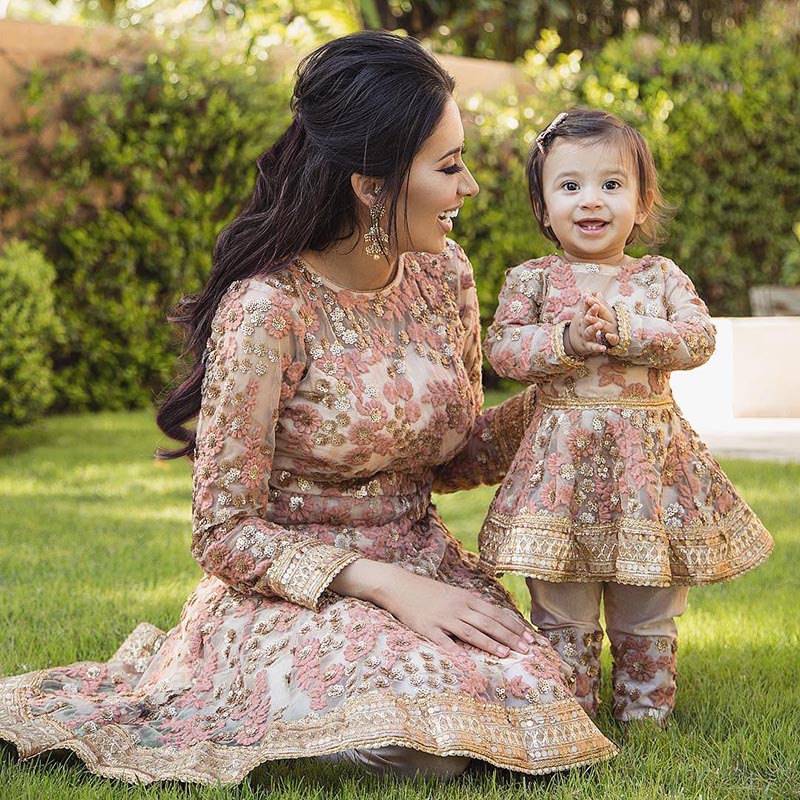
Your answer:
[479,254,773,586]
[0,242,616,785]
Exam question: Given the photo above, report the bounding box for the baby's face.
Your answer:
[541,139,646,266]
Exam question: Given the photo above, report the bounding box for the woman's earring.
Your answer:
[364,201,389,260]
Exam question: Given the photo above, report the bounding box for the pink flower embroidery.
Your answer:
[228,550,256,582]
[202,542,230,573]
[567,428,595,459]
[625,652,657,682]
[198,425,224,457]
[545,450,569,475]
[284,404,322,436]
[647,685,676,709]
[504,674,534,700]
[222,300,244,332]
[539,481,560,512]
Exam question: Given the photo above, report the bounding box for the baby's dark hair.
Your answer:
[526,107,669,247]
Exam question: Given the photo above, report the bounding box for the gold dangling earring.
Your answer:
[364,201,389,261]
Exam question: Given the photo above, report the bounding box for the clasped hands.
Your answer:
[564,290,620,357]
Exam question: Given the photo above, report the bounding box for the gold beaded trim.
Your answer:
[551,321,585,369]
[539,393,674,410]
[608,302,631,356]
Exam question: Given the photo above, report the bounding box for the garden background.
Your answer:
[1,1,799,797]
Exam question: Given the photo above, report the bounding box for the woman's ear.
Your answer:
[350,174,383,211]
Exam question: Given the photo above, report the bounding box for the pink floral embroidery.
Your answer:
[567,428,595,460]
[284,404,322,435]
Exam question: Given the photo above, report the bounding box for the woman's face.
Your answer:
[395,97,479,255]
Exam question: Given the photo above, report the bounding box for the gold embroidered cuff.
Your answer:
[260,541,360,610]
[551,321,584,370]
[608,302,632,356]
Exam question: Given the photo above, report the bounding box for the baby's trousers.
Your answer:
[527,579,689,723]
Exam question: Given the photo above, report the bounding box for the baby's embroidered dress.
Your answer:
[0,242,616,785]
[480,254,773,585]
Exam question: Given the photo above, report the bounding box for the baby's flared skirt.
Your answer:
[0,540,616,785]
[479,398,773,585]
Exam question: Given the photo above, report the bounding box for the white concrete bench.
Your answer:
[670,317,800,461]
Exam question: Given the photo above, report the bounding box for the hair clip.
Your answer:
[536,112,569,154]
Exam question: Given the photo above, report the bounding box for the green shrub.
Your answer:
[1,47,291,411]
[782,223,800,284]
[0,240,62,427]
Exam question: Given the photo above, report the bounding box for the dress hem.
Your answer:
[478,498,774,587]
[0,680,618,785]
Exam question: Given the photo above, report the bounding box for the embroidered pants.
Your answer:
[317,746,471,778]
[527,579,689,723]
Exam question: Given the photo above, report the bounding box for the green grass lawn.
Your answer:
[1,409,798,799]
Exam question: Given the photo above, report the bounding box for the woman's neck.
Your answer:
[301,233,398,291]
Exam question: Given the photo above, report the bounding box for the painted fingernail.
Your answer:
[517,640,530,653]
[498,646,510,658]
[523,630,535,643]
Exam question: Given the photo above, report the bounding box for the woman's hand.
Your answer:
[330,558,535,658]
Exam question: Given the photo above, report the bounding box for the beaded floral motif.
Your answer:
[480,254,773,585]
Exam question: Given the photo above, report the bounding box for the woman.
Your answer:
[0,32,616,783]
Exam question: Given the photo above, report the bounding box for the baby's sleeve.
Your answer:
[607,259,716,370]
[484,261,585,382]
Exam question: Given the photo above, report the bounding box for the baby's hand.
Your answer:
[565,295,607,357]
[582,291,620,350]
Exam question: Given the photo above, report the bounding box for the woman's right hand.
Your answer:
[329,558,534,658]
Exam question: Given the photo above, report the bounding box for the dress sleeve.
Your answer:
[432,244,538,493]
[608,259,716,370]
[484,261,585,382]
[190,280,359,610]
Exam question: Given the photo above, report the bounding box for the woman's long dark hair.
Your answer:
[157,31,455,458]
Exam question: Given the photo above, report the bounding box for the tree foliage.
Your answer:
[364,0,768,59]
[22,0,773,60]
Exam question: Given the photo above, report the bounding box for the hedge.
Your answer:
[0,48,290,411]
[0,240,62,427]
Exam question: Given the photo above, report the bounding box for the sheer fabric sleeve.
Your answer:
[608,259,716,370]
[484,260,584,382]
[190,280,358,610]
[433,244,538,493]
